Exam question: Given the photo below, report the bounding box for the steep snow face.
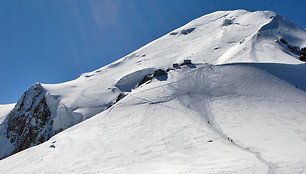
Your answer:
[0,104,15,158]
[0,83,85,159]
[1,64,306,174]
[1,9,306,172]
[41,9,306,123]
[214,14,306,64]
[0,84,55,159]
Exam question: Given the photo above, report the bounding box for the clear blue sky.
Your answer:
[0,0,305,104]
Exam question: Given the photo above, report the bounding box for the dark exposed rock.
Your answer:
[170,28,195,36]
[300,47,306,62]
[138,69,168,87]
[180,59,192,66]
[300,53,306,62]
[169,32,178,35]
[138,74,153,87]
[181,28,195,35]
[106,93,127,110]
[173,63,180,68]
[180,60,196,68]
[279,37,288,45]
[153,69,167,77]
[222,19,233,26]
[301,47,306,55]
[115,93,126,103]
[278,38,305,58]
[167,64,180,72]
[5,83,54,155]
[288,45,300,54]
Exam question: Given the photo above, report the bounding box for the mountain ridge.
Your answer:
[0,9,306,173]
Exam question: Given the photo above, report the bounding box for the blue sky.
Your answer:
[0,0,305,104]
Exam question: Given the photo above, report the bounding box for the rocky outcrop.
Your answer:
[5,83,54,155]
[169,27,196,36]
[138,69,168,87]
[278,37,300,55]
[300,47,306,62]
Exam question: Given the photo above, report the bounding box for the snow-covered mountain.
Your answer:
[0,9,306,173]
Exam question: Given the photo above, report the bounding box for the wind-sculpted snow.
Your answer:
[114,68,156,92]
[1,64,306,173]
[214,14,306,65]
[1,9,306,173]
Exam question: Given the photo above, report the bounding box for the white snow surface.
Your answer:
[1,10,306,174]
[0,104,15,159]
[39,9,306,128]
[0,104,14,124]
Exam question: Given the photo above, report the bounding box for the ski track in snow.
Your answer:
[174,66,276,174]
[102,64,304,173]
[1,10,306,173]
[112,65,275,173]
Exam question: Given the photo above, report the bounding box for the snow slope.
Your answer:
[41,9,306,120]
[1,9,306,173]
[1,64,306,174]
[39,9,306,134]
[0,104,15,159]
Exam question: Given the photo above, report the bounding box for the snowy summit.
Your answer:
[0,10,306,174]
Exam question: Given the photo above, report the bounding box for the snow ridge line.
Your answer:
[107,65,276,173]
